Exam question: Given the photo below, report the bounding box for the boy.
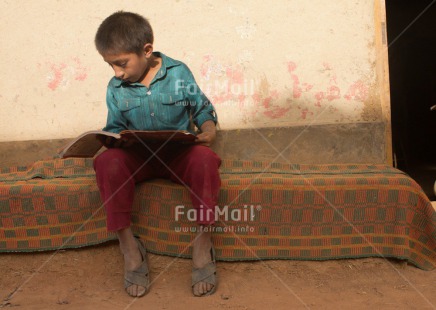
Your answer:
[93,11,221,297]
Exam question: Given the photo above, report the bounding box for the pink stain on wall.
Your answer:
[285,62,372,120]
[252,89,291,119]
[199,55,250,108]
[226,67,247,108]
[200,55,213,79]
[264,106,291,119]
[72,57,88,81]
[322,62,332,70]
[47,63,66,91]
[302,82,314,92]
[291,75,302,98]
[287,61,313,99]
[314,91,324,107]
[300,108,313,120]
[198,57,372,123]
[287,61,302,98]
[46,58,88,90]
[287,61,297,72]
[260,90,279,109]
[344,80,369,102]
[313,89,338,109]
[211,92,233,106]
[326,85,341,101]
[226,67,244,85]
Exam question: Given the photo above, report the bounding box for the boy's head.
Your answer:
[95,11,153,56]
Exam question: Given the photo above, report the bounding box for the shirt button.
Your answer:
[147,90,152,95]
[150,112,155,117]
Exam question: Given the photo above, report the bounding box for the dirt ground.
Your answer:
[0,240,435,310]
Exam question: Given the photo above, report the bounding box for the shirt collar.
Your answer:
[111,52,180,88]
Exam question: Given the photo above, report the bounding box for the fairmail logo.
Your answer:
[175,204,262,222]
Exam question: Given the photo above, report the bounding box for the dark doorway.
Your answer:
[386,0,436,200]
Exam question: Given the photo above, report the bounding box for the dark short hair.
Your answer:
[95,11,154,55]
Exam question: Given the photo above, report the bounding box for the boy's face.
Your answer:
[102,44,152,83]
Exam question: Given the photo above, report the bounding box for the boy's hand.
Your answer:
[195,120,217,147]
[195,131,216,146]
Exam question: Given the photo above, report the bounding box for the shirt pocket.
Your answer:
[118,97,141,111]
[160,92,187,105]
[156,92,189,125]
[118,97,142,128]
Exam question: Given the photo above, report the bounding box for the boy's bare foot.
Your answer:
[192,229,216,296]
[117,228,149,297]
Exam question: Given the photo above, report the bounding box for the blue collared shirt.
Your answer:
[103,52,217,134]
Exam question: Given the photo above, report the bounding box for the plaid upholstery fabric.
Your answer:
[1,158,435,270]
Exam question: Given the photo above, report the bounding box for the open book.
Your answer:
[57,130,196,158]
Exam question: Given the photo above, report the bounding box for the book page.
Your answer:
[58,131,119,158]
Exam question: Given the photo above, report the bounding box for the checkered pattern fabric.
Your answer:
[1,158,435,270]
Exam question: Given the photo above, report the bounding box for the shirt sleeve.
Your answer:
[181,64,218,129]
[102,87,128,133]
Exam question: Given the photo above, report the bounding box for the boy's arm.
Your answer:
[181,64,218,145]
[196,120,216,147]
[100,86,131,148]
[103,87,128,134]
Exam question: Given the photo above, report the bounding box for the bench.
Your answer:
[0,158,435,270]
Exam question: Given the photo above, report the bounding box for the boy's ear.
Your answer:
[143,43,154,58]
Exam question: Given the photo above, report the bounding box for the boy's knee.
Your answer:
[94,148,130,174]
[185,146,221,175]
[192,146,221,165]
[205,149,221,168]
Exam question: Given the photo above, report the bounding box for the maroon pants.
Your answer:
[93,144,221,232]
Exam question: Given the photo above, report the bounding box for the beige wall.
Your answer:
[0,1,389,149]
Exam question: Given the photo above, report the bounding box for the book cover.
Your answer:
[58,130,196,158]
